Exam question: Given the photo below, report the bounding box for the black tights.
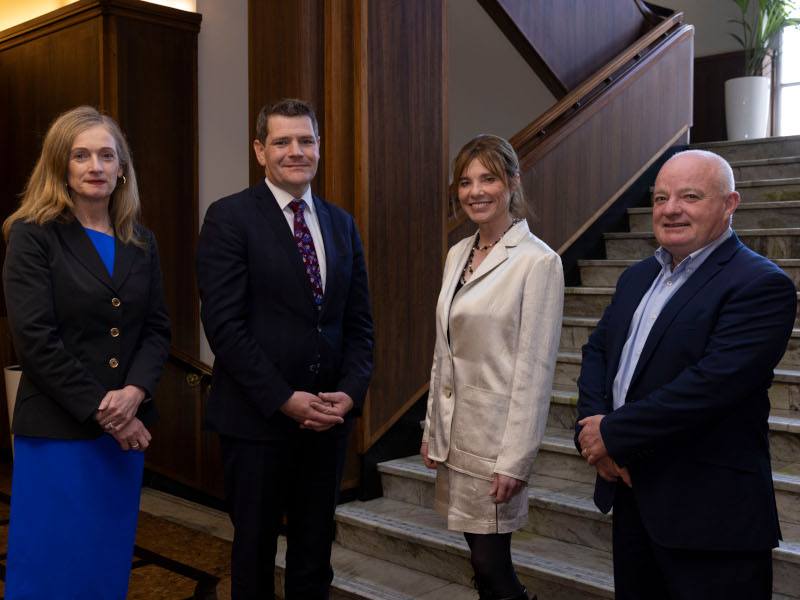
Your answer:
[464,532,525,599]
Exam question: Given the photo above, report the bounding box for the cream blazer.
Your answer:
[422,220,564,482]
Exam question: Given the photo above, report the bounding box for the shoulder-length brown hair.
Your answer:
[450,134,528,220]
[3,106,143,246]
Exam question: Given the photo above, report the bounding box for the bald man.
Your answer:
[575,150,796,599]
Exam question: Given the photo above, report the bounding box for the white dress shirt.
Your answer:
[265,177,327,290]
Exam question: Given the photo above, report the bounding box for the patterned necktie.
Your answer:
[289,200,324,306]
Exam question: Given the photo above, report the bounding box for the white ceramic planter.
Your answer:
[725,76,771,141]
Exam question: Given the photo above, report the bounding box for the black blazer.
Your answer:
[196,180,374,441]
[3,218,171,439]
[576,234,796,551]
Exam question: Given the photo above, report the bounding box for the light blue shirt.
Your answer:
[611,228,733,409]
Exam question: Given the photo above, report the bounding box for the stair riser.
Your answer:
[580,263,800,289]
[733,163,800,181]
[532,448,596,485]
[739,184,800,203]
[561,323,800,372]
[380,469,614,552]
[565,290,800,326]
[553,361,800,411]
[605,234,800,261]
[335,520,613,600]
[629,208,800,233]
[548,400,800,461]
[698,139,800,161]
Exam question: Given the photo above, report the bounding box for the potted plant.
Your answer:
[725,0,800,140]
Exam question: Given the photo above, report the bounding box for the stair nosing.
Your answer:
[604,228,800,239]
[628,200,800,214]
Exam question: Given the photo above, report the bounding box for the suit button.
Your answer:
[309,363,320,373]
[444,388,452,398]
[110,327,120,337]
[317,326,322,333]
[108,358,119,368]
[111,297,121,308]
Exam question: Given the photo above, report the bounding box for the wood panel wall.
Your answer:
[0,1,202,473]
[516,27,694,254]
[478,0,653,95]
[248,0,446,476]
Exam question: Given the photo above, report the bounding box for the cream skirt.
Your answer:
[433,464,528,534]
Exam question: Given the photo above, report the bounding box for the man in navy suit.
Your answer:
[575,150,796,599]
[197,98,373,599]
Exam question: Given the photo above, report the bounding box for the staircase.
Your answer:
[272,137,800,599]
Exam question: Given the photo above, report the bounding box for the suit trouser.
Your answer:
[221,424,351,600]
[612,483,773,600]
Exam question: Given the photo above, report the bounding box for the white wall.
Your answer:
[196,0,249,364]
[447,0,556,169]
[657,0,748,57]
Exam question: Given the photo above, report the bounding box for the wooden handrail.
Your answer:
[168,346,213,378]
[509,11,684,155]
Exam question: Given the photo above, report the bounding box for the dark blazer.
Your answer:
[576,233,796,552]
[196,180,373,441]
[3,218,171,439]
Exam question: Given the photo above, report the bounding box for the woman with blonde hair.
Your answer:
[3,105,170,598]
[421,134,563,600]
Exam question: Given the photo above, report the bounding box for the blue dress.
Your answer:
[5,229,144,600]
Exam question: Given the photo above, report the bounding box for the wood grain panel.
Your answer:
[518,28,694,254]
[478,0,652,93]
[365,0,446,446]
[248,0,325,188]
[112,11,200,354]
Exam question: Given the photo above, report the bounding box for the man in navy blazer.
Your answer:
[575,150,796,599]
[197,99,373,599]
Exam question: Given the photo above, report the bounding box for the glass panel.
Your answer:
[779,85,800,136]
[780,27,800,84]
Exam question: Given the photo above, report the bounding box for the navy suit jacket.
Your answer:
[196,180,374,440]
[576,233,796,551]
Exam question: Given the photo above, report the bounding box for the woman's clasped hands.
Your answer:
[95,385,151,451]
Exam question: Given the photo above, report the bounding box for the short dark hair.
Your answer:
[255,98,319,142]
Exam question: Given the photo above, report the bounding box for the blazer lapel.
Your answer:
[627,235,743,394]
[56,218,114,290]
[440,237,474,336]
[314,196,337,311]
[112,236,137,289]
[252,181,318,309]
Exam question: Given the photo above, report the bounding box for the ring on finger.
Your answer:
[130,441,140,448]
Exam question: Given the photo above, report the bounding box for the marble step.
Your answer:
[577,258,800,288]
[379,456,612,552]
[560,317,800,372]
[730,156,800,181]
[693,135,800,162]
[361,464,800,597]
[553,351,800,412]
[335,497,615,600]
[628,201,800,233]
[531,428,800,540]
[603,228,800,260]
[736,178,800,203]
[563,286,800,326]
[274,536,478,600]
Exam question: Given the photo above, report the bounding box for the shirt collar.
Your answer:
[654,227,733,273]
[264,177,315,216]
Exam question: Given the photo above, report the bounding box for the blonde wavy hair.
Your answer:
[3,106,143,246]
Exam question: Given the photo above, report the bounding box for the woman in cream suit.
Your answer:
[421,135,563,600]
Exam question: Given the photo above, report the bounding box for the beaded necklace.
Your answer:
[459,218,521,284]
